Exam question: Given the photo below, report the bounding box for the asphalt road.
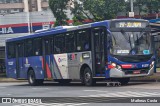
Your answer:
[0,81,160,106]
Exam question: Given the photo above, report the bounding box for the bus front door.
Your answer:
[92,27,106,77]
[15,43,24,78]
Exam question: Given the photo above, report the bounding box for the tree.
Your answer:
[133,0,160,16]
[144,0,160,14]
[49,0,70,26]
[71,0,126,21]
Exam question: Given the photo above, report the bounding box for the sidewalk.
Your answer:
[0,73,26,82]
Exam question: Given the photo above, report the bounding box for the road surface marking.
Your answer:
[84,90,108,93]
[32,88,49,89]
[0,87,6,89]
[14,103,88,106]
[80,91,160,97]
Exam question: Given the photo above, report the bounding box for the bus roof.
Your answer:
[6,20,110,42]
[111,18,149,22]
[6,18,148,42]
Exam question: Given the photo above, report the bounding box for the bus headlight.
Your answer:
[111,63,116,67]
[111,63,122,70]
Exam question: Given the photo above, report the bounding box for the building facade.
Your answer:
[0,0,49,14]
[0,0,75,66]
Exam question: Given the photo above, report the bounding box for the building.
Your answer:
[0,0,49,14]
[0,0,49,67]
[0,0,75,67]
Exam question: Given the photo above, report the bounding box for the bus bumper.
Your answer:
[109,66,154,78]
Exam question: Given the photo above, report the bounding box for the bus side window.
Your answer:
[77,29,91,51]
[33,38,42,56]
[7,43,15,59]
[44,38,52,55]
[65,32,75,53]
[54,34,65,54]
[25,39,33,57]
[17,43,24,57]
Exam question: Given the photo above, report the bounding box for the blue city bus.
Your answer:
[6,19,155,86]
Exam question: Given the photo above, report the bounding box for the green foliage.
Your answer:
[126,0,160,15]
[72,0,126,21]
[49,0,160,25]
[144,0,160,14]
[49,0,70,26]
[72,16,83,25]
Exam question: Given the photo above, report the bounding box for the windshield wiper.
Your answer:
[120,29,130,43]
[139,28,146,39]
[120,29,133,49]
[120,29,135,54]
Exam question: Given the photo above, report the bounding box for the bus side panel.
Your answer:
[68,51,92,79]
[43,52,92,80]
[23,56,44,79]
[6,58,17,79]
[18,57,25,78]
[52,54,68,79]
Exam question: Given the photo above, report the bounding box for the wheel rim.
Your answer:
[29,74,34,84]
[85,72,91,83]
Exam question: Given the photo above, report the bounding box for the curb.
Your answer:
[0,78,27,82]
[130,79,159,82]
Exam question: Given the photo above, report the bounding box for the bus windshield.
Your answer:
[110,30,152,55]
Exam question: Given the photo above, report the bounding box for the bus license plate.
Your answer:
[133,70,140,74]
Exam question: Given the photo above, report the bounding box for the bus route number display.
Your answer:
[116,22,142,28]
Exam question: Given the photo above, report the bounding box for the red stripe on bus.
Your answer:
[46,62,52,78]
[41,57,44,70]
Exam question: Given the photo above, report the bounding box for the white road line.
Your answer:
[67,103,88,106]
[113,92,150,97]
[13,103,88,106]
[126,91,160,97]
[84,90,108,93]
[32,88,49,89]
[0,87,6,88]
[87,93,125,97]
[80,91,160,97]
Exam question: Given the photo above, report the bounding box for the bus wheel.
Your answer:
[28,70,43,86]
[117,78,130,86]
[83,67,96,86]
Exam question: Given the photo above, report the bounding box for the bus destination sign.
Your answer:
[115,22,145,28]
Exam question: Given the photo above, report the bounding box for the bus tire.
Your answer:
[28,69,43,86]
[83,67,96,86]
[117,78,130,86]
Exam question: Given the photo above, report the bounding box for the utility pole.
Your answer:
[28,12,31,34]
[130,0,133,12]
[129,0,134,17]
